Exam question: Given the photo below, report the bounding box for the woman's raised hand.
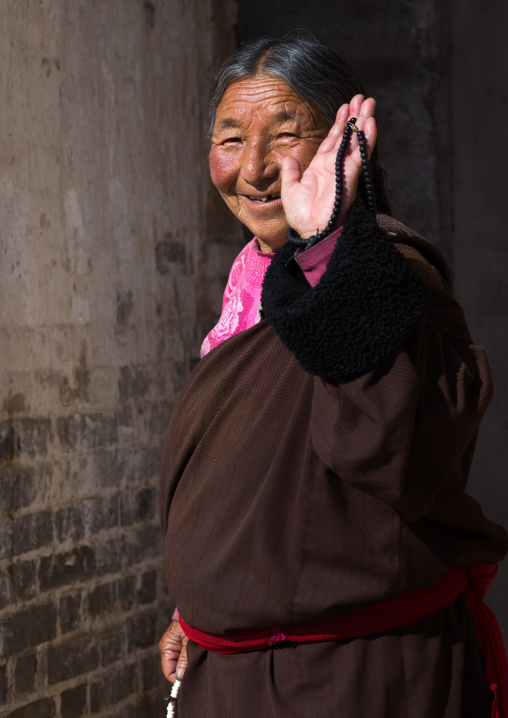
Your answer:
[281,95,377,239]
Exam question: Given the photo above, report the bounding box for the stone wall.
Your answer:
[0,1,241,716]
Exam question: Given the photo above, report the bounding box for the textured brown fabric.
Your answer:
[178,597,493,717]
[159,221,507,716]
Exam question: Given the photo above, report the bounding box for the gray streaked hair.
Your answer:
[208,34,363,136]
[208,34,392,215]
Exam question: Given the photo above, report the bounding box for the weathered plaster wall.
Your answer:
[237,0,508,640]
[0,1,241,715]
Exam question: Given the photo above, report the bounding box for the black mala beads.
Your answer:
[357,124,377,218]
[286,117,377,251]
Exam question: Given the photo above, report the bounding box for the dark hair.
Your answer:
[209,34,392,215]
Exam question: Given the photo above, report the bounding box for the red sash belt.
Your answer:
[179,563,508,718]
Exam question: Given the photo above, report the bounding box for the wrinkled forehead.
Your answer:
[213,76,325,133]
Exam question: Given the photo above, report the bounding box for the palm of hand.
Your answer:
[281,95,377,239]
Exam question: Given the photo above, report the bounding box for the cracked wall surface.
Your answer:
[0,1,242,715]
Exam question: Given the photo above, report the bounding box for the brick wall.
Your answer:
[0,1,242,715]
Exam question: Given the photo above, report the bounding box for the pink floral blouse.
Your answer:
[200,228,342,358]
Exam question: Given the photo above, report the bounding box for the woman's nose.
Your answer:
[240,140,278,185]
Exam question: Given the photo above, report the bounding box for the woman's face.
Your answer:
[209,75,330,251]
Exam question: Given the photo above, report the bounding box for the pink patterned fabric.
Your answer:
[201,239,275,357]
[200,227,342,357]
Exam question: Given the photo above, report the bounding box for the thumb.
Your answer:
[159,620,185,683]
[176,637,189,680]
[281,155,302,198]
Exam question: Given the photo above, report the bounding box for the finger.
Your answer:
[350,114,377,159]
[317,103,350,154]
[362,116,377,158]
[159,621,184,683]
[161,651,178,683]
[176,639,189,680]
[361,96,376,117]
[356,98,376,129]
[159,623,184,652]
[343,94,366,151]
[281,155,302,196]
[348,94,365,123]
[345,99,376,160]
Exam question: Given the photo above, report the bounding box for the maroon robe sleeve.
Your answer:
[261,203,493,521]
[311,245,493,520]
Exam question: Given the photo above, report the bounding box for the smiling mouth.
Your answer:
[246,194,281,203]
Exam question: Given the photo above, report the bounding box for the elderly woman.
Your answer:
[158,36,508,717]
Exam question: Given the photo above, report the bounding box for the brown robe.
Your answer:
[159,207,507,717]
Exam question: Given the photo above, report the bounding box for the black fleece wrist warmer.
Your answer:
[260,203,426,384]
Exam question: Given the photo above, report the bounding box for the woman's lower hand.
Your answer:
[281,94,377,239]
[159,619,188,683]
